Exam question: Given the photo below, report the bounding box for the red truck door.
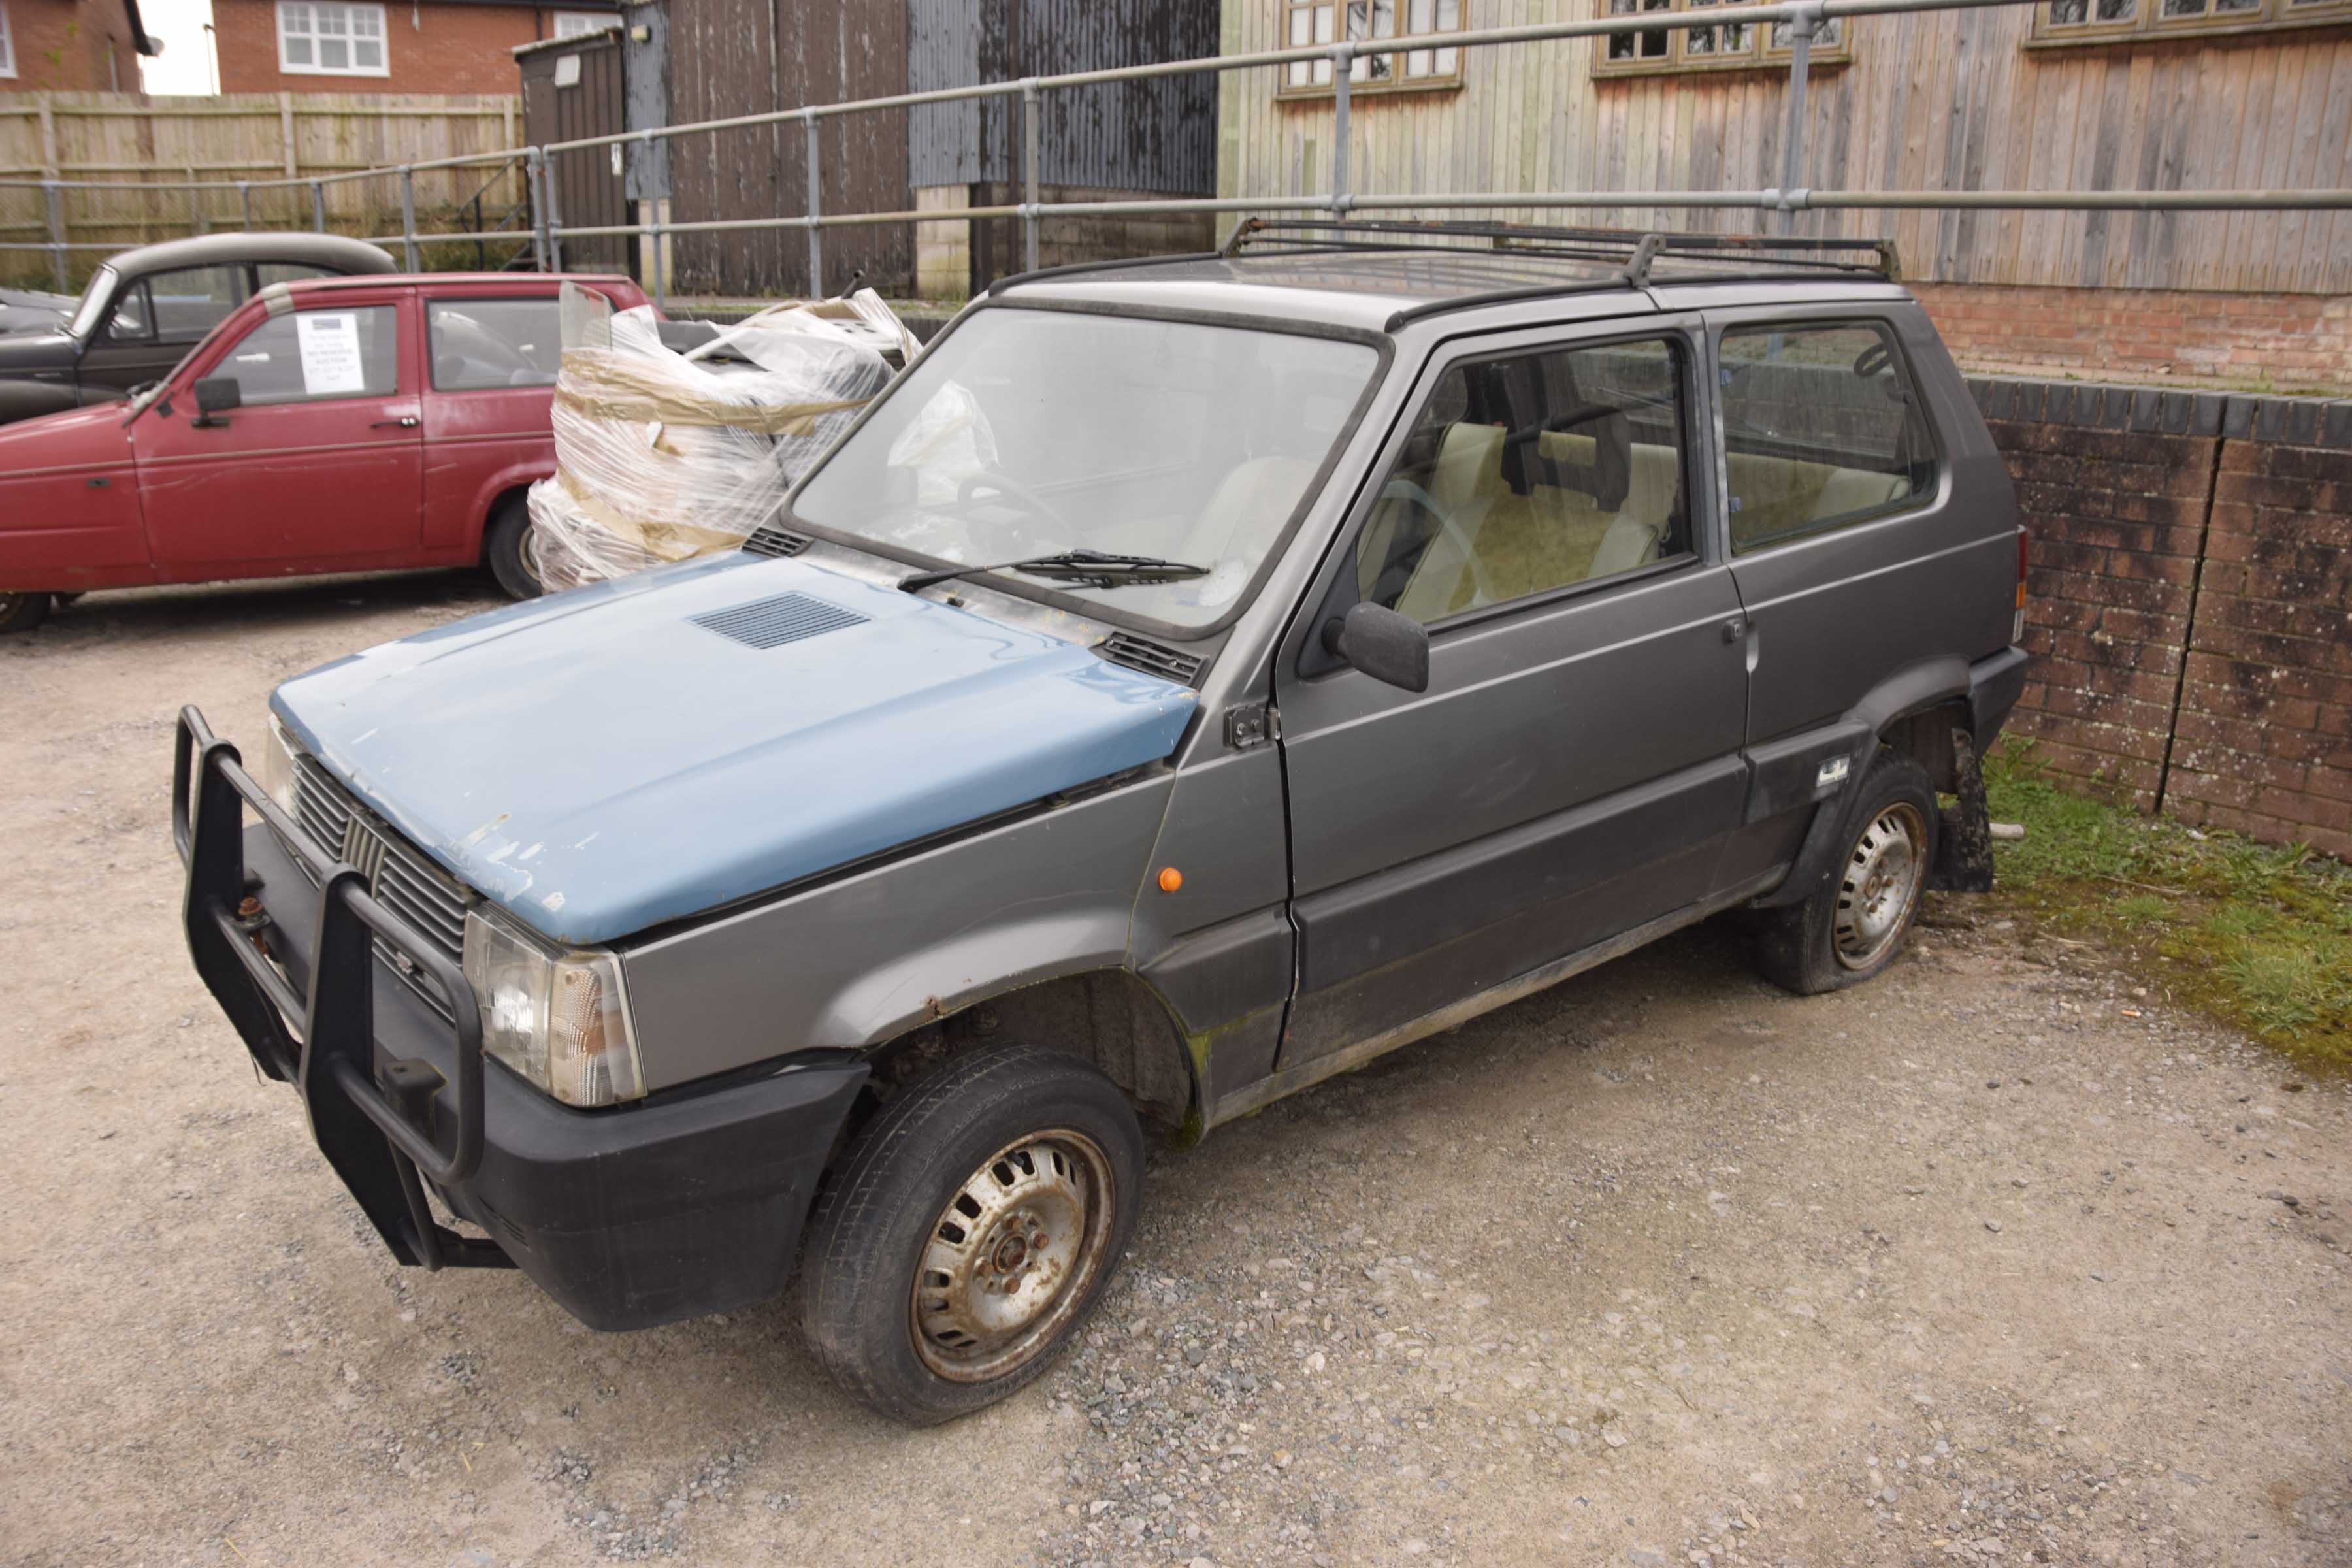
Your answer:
[131,292,425,578]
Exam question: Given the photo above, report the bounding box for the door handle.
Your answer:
[1720,617,1744,643]
[372,416,419,429]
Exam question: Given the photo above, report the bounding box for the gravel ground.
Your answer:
[3,574,2348,1568]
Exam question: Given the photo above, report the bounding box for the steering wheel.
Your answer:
[955,469,1071,544]
[1379,478,1497,610]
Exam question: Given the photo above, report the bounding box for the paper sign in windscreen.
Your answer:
[296,312,368,396]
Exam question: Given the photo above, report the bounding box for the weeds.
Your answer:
[1984,746,2352,1070]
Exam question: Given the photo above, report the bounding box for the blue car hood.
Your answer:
[270,553,1197,945]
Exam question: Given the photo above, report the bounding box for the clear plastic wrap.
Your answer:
[527,284,904,593]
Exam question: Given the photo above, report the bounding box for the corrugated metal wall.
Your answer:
[909,0,1218,194]
[1215,1,2352,295]
[663,0,909,298]
[521,36,630,275]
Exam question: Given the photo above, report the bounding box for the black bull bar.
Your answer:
[172,706,512,1273]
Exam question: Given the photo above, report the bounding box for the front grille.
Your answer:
[281,757,472,1021]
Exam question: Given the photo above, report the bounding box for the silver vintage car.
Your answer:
[176,221,2027,1424]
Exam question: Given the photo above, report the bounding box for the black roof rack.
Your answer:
[1219,217,1901,287]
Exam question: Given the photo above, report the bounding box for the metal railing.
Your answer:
[5,0,2347,304]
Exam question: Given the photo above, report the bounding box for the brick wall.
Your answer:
[212,0,568,95]
[0,0,142,91]
[1922,282,2352,397]
[1974,377,2352,860]
[2165,442,2352,858]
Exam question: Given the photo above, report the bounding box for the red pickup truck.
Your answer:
[0,271,649,633]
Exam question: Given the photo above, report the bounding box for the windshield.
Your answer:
[789,307,1378,631]
[68,266,118,340]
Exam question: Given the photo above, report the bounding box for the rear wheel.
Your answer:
[799,1041,1143,1426]
[1754,749,1937,995]
[483,494,542,600]
[0,592,51,634]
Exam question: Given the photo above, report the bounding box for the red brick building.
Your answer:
[208,0,615,95]
[0,0,154,91]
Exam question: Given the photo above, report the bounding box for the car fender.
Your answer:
[444,455,553,556]
[617,773,1181,1094]
[1748,652,1997,910]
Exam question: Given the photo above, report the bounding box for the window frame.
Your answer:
[1277,0,1469,99]
[1707,314,1946,561]
[276,0,391,78]
[425,294,564,392]
[1592,0,1857,78]
[2029,0,2352,45]
[208,302,404,408]
[1328,319,1715,645]
[0,3,17,79]
[551,10,615,38]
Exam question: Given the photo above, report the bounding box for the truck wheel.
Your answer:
[1754,749,1938,996]
[800,1041,1143,1426]
[483,496,542,600]
[0,592,51,634]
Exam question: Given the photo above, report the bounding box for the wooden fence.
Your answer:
[0,92,527,289]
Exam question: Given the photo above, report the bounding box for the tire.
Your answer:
[799,1041,1144,1426]
[0,591,51,635]
[482,495,542,601]
[1754,748,1938,996]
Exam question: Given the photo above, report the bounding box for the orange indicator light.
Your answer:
[1157,866,1183,893]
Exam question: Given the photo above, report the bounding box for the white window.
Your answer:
[1282,0,1463,93]
[276,1,389,76]
[551,11,613,37]
[0,3,18,79]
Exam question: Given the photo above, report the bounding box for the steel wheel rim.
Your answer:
[909,1128,1115,1383]
[0,592,25,619]
[1834,800,1928,970]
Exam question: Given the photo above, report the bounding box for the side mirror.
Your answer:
[191,376,241,428]
[1322,601,1430,693]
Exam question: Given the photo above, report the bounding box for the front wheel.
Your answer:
[483,495,542,601]
[0,591,52,635]
[799,1042,1143,1426]
[1754,749,1938,995]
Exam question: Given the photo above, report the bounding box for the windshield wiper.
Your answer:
[898,549,1210,595]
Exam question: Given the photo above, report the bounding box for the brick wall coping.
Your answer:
[1965,374,2352,450]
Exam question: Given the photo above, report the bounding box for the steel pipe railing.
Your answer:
[3,0,2347,293]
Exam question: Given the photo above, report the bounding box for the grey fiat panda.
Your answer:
[176,221,2027,1425]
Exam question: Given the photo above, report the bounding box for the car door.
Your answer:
[1271,319,1750,1071]
[77,263,250,397]
[1703,309,2007,887]
[131,293,425,577]
[418,291,564,553]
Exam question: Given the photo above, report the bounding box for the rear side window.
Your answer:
[1355,335,1691,627]
[1718,321,1937,555]
[142,265,248,344]
[212,305,400,405]
[427,298,563,390]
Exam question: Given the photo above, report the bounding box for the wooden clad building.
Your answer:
[1215,0,2352,389]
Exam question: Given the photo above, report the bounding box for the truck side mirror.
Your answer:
[1322,601,1430,693]
[191,376,242,428]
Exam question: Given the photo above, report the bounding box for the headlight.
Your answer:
[461,905,645,1107]
[256,713,299,817]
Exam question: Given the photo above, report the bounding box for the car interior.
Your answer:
[1357,342,1690,624]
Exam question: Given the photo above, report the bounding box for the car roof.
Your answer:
[98,231,399,276]
[997,222,1913,334]
[268,272,639,301]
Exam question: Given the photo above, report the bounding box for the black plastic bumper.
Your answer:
[172,708,870,1331]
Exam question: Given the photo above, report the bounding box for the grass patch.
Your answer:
[1983,746,2352,1071]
